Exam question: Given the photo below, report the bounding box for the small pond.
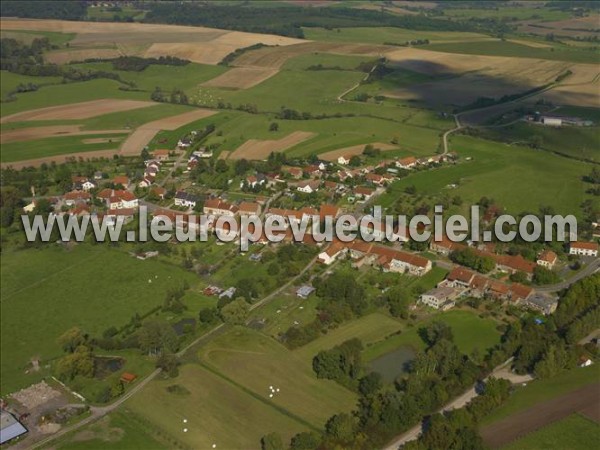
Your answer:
[368,346,416,383]
[94,356,125,379]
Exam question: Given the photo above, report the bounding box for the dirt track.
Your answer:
[201,67,279,89]
[480,382,600,449]
[1,99,155,123]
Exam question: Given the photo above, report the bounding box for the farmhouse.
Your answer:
[317,242,346,265]
[354,186,375,201]
[106,208,136,225]
[238,201,261,217]
[371,246,431,276]
[419,286,460,310]
[64,190,91,206]
[396,156,417,169]
[430,236,466,255]
[536,250,558,269]
[152,149,170,161]
[487,280,511,300]
[297,180,320,194]
[113,175,130,188]
[446,267,475,288]
[203,198,238,216]
[509,283,534,302]
[495,254,536,278]
[97,189,138,210]
[337,155,352,165]
[283,166,303,179]
[569,241,599,257]
[240,175,266,189]
[174,191,201,209]
[469,274,489,298]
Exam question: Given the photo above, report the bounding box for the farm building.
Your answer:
[569,241,598,257]
[0,411,27,445]
[536,250,558,269]
[419,286,461,310]
[296,285,315,299]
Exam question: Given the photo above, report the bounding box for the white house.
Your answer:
[297,180,320,194]
[569,241,598,257]
[81,180,97,191]
[419,286,459,310]
[536,250,558,269]
[175,191,201,209]
[337,155,352,165]
[317,242,346,265]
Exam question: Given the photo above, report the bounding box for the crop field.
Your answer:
[378,135,596,217]
[0,79,148,117]
[227,131,316,160]
[1,99,155,123]
[0,245,199,394]
[201,66,279,89]
[119,108,217,155]
[362,310,501,362]
[483,365,600,426]
[0,125,126,144]
[501,414,600,450]
[0,132,128,162]
[319,142,398,161]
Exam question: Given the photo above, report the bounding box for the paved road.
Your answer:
[381,359,533,450]
[534,258,600,293]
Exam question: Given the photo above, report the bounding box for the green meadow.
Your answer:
[362,309,502,362]
[378,135,596,217]
[1,133,129,162]
[303,27,490,45]
[0,245,200,393]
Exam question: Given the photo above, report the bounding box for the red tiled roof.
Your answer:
[447,267,476,284]
[239,201,260,214]
[571,241,599,250]
[538,250,558,263]
[510,283,533,299]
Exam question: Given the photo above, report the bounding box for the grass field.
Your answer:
[71,61,228,93]
[0,79,148,117]
[303,27,491,45]
[483,364,600,425]
[0,70,63,98]
[0,244,199,393]
[362,310,501,362]
[54,411,164,450]
[478,122,600,162]
[0,132,128,162]
[199,327,357,427]
[501,413,600,450]
[426,40,600,64]
[378,135,596,217]
[127,363,313,449]
[295,312,405,361]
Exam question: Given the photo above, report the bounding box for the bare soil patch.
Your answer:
[201,66,279,89]
[228,131,316,160]
[319,142,397,161]
[1,126,128,144]
[480,382,600,449]
[10,381,61,410]
[119,108,216,155]
[1,99,156,123]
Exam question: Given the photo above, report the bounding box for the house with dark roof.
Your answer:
[174,191,202,209]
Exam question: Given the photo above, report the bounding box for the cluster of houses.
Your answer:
[419,266,558,314]
[317,239,432,277]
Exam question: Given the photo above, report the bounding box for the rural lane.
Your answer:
[534,258,600,293]
[381,359,533,450]
[27,253,319,449]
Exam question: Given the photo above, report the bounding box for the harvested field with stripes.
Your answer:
[227,131,316,160]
